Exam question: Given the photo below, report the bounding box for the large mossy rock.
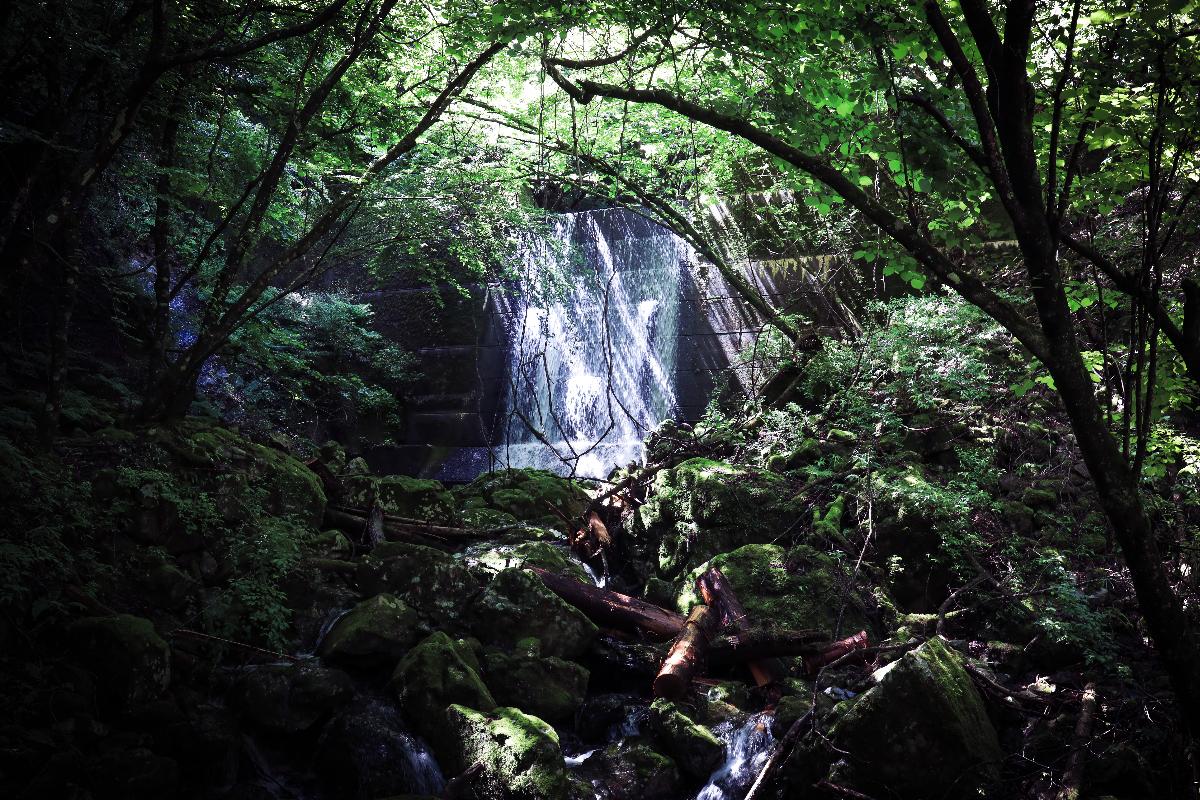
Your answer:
[316,695,445,799]
[343,474,459,525]
[460,540,591,583]
[234,662,353,733]
[483,639,589,723]
[829,637,1002,799]
[318,594,418,666]
[467,568,598,659]
[357,542,480,621]
[648,699,725,780]
[675,544,869,635]
[634,458,804,579]
[69,614,171,711]
[444,704,574,800]
[585,738,681,800]
[457,468,591,532]
[391,632,495,749]
[174,422,326,526]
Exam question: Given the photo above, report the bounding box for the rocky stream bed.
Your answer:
[0,409,1177,799]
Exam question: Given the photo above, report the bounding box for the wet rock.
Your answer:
[317,695,445,799]
[234,662,353,733]
[633,458,804,579]
[318,593,418,666]
[829,637,1002,799]
[391,631,496,749]
[444,704,574,799]
[483,639,589,723]
[357,542,480,621]
[675,544,870,634]
[461,540,591,583]
[648,699,725,780]
[467,568,597,659]
[69,614,171,712]
[586,738,681,800]
[576,694,647,742]
[343,474,458,524]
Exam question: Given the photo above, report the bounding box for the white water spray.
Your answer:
[496,209,690,478]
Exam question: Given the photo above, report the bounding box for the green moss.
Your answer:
[445,705,571,799]
[467,568,597,658]
[357,542,479,620]
[634,458,804,579]
[318,593,418,665]
[460,540,590,583]
[483,643,589,723]
[829,637,1002,798]
[458,468,591,532]
[675,544,870,634]
[649,699,724,779]
[391,631,495,750]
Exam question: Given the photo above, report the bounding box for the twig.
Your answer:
[170,628,299,662]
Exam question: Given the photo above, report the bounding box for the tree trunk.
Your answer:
[527,566,686,638]
[698,567,788,687]
[654,604,717,699]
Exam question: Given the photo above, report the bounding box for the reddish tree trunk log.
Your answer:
[802,630,870,675]
[654,604,717,699]
[698,567,789,687]
[527,566,686,638]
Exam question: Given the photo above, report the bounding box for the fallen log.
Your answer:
[1055,681,1098,800]
[707,628,831,664]
[329,505,506,539]
[324,507,454,551]
[802,630,870,675]
[527,567,686,638]
[698,568,788,687]
[653,604,717,699]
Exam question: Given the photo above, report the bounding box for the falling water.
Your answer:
[496,209,690,478]
[695,712,776,800]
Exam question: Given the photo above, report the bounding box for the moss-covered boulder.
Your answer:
[585,738,681,800]
[444,705,573,799]
[483,639,589,723]
[318,594,418,666]
[69,614,171,711]
[467,568,598,659]
[648,699,725,780]
[343,474,458,525]
[633,458,804,579]
[461,540,591,583]
[234,662,353,733]
[457,468,591,532]
[675,544,869,635]
[391,632,495,749]
[357,542,479,622]
[174,423,326,526]
[829,637,1002,799]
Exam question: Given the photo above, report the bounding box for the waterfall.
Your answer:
[695,712,776,800]
[496,208,690,479]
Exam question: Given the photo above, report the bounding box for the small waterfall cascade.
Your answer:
[695,712,776,800]
[496,208,691,478]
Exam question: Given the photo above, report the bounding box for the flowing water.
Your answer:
[495,209,691,479]
[695,712,776,800]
